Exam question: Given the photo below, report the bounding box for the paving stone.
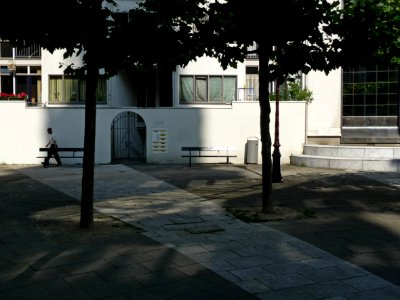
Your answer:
[344,274,392,291]
[263,261,315,275]
[257,273,315,290]
[184,224,225,234]
[257,286,315,300]
[300,280,358,298]
[299,266,366,283]
[8,164,400,299]
[230,267,272,281]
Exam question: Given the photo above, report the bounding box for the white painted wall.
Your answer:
[174,56,246,107]
[1,0,351,168]
[306,68,342,137]
[3,47,336,167]
[0,101,306,165]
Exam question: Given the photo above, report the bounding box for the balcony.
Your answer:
[246,42,258,59]
[0,42,41,59]
[238,88,258,102]
[15,44,41,58]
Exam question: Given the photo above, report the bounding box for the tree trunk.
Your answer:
[258,45,273,213]
[80,53,98,229]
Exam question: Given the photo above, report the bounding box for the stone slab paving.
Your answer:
[0,165,258,300]
[361,171,400,189]
[14,164,400,299]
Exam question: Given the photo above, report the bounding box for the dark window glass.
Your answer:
[365,95,376,105]
[343,95,353,105]
[354,95,364,105]
[365,106,376,116]
[342,106,353,116]
[0,42,12,58]
[342,65,399,117]
[354,105,364,116]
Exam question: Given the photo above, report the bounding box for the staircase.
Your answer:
[290,144,400,172]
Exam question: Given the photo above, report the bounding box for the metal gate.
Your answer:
[111,112,146,162]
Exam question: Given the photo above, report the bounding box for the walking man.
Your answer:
[43,127,62,167]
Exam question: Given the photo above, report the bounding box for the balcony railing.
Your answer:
[15,44,41,58]
[237,88,258,102]
[0,42,41,59]
[246,42,258,59]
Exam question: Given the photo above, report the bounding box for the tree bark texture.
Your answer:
[80,54,98,229]
[258,45,274,213]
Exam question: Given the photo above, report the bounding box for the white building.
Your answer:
[1,4,399,171]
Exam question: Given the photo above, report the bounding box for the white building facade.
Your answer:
[1,2,399,168]
[0,45,309,166]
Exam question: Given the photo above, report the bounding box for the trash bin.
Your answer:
[246,137,259,164]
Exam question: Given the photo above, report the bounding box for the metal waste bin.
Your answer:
[246,137,259,164]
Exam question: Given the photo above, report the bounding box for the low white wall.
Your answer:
[0,101,306,165]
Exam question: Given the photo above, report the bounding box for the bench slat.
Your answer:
[37,156,84,158]
[181,146,236,167]
[38,147,84,160]
[182,146,235,151]
[182,155,237,158]
[39,147,84,152]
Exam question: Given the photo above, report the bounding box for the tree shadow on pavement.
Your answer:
[0,167,258,300]
[128,163,400,287]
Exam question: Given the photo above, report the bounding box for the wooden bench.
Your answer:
[182,146,237,167]
[38,147,84,159]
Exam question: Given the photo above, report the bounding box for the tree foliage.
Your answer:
[339,0,400,66]
[1,0,115,64]
[200,0,342,211]
[111,0,209,72]
[269,81,314,103]
[3,0,400,221]
[0,0,343,215]
[202,0,341,76]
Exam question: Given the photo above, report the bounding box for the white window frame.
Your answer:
[179,75,237,104]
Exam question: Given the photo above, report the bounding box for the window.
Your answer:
[120,70,172,107]
[241,67,259,101]
[342,65,399,116]
[0,65,42,104]
[0,42,12,58]
[180,75,237,104]
[49,75,107,104]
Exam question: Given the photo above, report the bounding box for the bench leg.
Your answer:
[188,150,192,167]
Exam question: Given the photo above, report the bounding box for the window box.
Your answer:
[0,92,28,100]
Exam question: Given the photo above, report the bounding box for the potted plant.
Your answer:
[269,81,313,103]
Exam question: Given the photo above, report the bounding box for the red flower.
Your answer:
[0,92,28,99]
[16,92,28,98]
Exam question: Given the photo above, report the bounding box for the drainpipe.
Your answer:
[272,78,283,183]
[304,74,309,146]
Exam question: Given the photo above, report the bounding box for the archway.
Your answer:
[111,111,146,163]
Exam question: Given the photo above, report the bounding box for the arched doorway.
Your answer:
[111,112,146,163]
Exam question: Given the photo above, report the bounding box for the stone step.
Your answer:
[304,144,400,159]
[291,144,400,171]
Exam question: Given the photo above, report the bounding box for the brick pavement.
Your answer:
[8,163,400,299]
